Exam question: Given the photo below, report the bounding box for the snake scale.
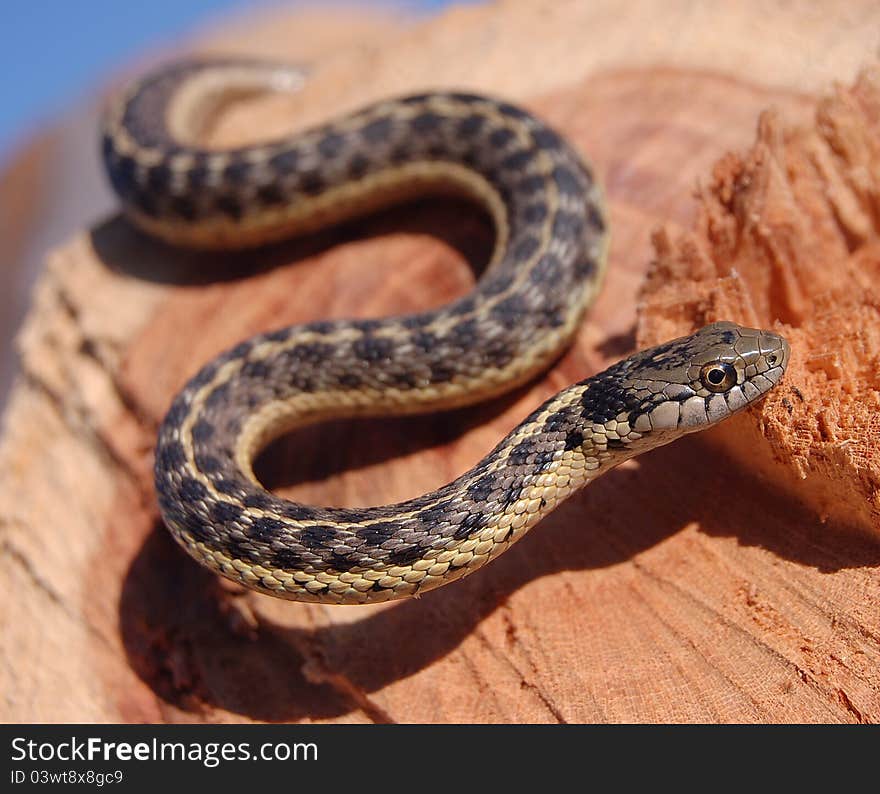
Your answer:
[102,59,790,604]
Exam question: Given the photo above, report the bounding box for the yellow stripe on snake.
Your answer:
[102,59,790,604]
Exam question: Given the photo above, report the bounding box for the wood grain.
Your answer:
[1,0,878,723]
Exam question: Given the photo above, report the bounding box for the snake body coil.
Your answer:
[103,59,790,604]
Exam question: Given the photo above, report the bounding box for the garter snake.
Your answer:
[102,58,790,604]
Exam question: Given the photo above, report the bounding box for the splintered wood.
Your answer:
[639,68,880,536]
[0,1,878,724]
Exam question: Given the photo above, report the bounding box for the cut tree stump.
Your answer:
[1,0,879,723]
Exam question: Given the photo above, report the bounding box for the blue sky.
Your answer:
[0,0,468,161]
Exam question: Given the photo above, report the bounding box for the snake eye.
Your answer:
[700,362,737,393]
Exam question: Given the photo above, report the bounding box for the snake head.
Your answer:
[592,321,790,439]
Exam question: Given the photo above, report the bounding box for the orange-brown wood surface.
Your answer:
[1,0,878,723]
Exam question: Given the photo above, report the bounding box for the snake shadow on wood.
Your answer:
[90,194,495,289]
[117,430,878,722]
